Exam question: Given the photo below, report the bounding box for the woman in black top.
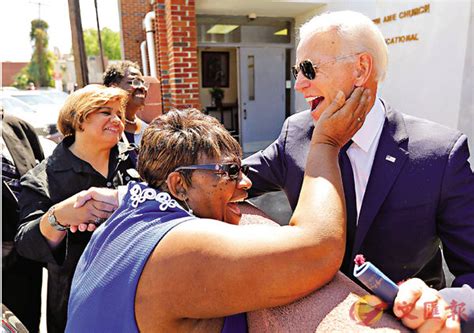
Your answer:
[15,84,139,333]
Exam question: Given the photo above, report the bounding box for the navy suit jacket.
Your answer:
[244,100,474,289]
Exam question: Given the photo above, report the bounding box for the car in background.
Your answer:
[3,90,61,135]
[0,93,58,136]
[1,95,58,157]
[1,86,19,92]
[1,95,46,132]
[38,88,69,105]
[7,90,58,111]
[1,95,36,118]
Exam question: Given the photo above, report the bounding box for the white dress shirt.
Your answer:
[346,97,386,222]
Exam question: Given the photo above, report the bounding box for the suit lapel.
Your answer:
[352,102,409,255]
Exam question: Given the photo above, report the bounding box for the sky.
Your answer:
[0,0,120,62]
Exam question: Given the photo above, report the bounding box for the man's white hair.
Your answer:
[299,10,388,82]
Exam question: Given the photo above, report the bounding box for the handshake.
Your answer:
[54,187,119,233]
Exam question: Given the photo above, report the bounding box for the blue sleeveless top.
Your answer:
[66,182,247,332]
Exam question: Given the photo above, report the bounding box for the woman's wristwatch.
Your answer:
[47,206,69,231]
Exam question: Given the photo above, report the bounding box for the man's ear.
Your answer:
[354,52,373,87]
[166,171,187,200]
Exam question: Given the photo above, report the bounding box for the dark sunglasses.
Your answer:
[291,54,360,80]
[174,163,249,180]
[291,59,318,80]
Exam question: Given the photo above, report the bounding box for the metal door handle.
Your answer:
[243,109,247,119]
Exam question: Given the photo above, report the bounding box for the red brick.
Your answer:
[121,0,199,113]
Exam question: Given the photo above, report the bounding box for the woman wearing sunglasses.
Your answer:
[66,89,371,333]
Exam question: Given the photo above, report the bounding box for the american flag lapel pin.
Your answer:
[385,155,396,163]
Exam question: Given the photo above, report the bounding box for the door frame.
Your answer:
[237,46,289,154]
[198,43,295,146]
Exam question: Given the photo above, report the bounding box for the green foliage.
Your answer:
[15,19,55,88]
[30,19,49,40]
[84,27,121,60]
[30,27,55,87]
[102,28,121,60]
[12,68,30,89]
[84,29,100,56]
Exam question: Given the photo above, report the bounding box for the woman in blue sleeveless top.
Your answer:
[67,94,369,332]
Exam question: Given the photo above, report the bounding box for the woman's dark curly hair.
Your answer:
[103,60,141,86]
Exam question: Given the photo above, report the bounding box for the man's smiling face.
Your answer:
[294,30,359,121]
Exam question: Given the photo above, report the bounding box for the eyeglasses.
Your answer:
[128,78,147,89]
[174,163,249,181]
[291,54,359,80]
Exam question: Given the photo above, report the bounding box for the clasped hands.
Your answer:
[53,187,119,233]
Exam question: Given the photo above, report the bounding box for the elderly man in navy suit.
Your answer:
[245,10,473,293]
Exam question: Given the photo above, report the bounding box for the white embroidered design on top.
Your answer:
[129,184,179,210]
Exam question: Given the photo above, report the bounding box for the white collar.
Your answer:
[351,97,385,153]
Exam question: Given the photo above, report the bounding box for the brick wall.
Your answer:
[119,0,150,69]
[120,0,200,114]
[164,0,200,110]
[154,0,171,111]
[2,62,28,86]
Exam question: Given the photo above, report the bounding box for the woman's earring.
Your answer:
[177,189,193,215]
[183,198,193,215]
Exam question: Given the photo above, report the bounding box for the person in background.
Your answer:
[14,84,139,333]
[103,60,148,165]
[2,113,44,332]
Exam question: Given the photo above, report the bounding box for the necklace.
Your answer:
[125,117,137,125]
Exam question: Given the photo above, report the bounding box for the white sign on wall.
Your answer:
[375,1,471,131]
